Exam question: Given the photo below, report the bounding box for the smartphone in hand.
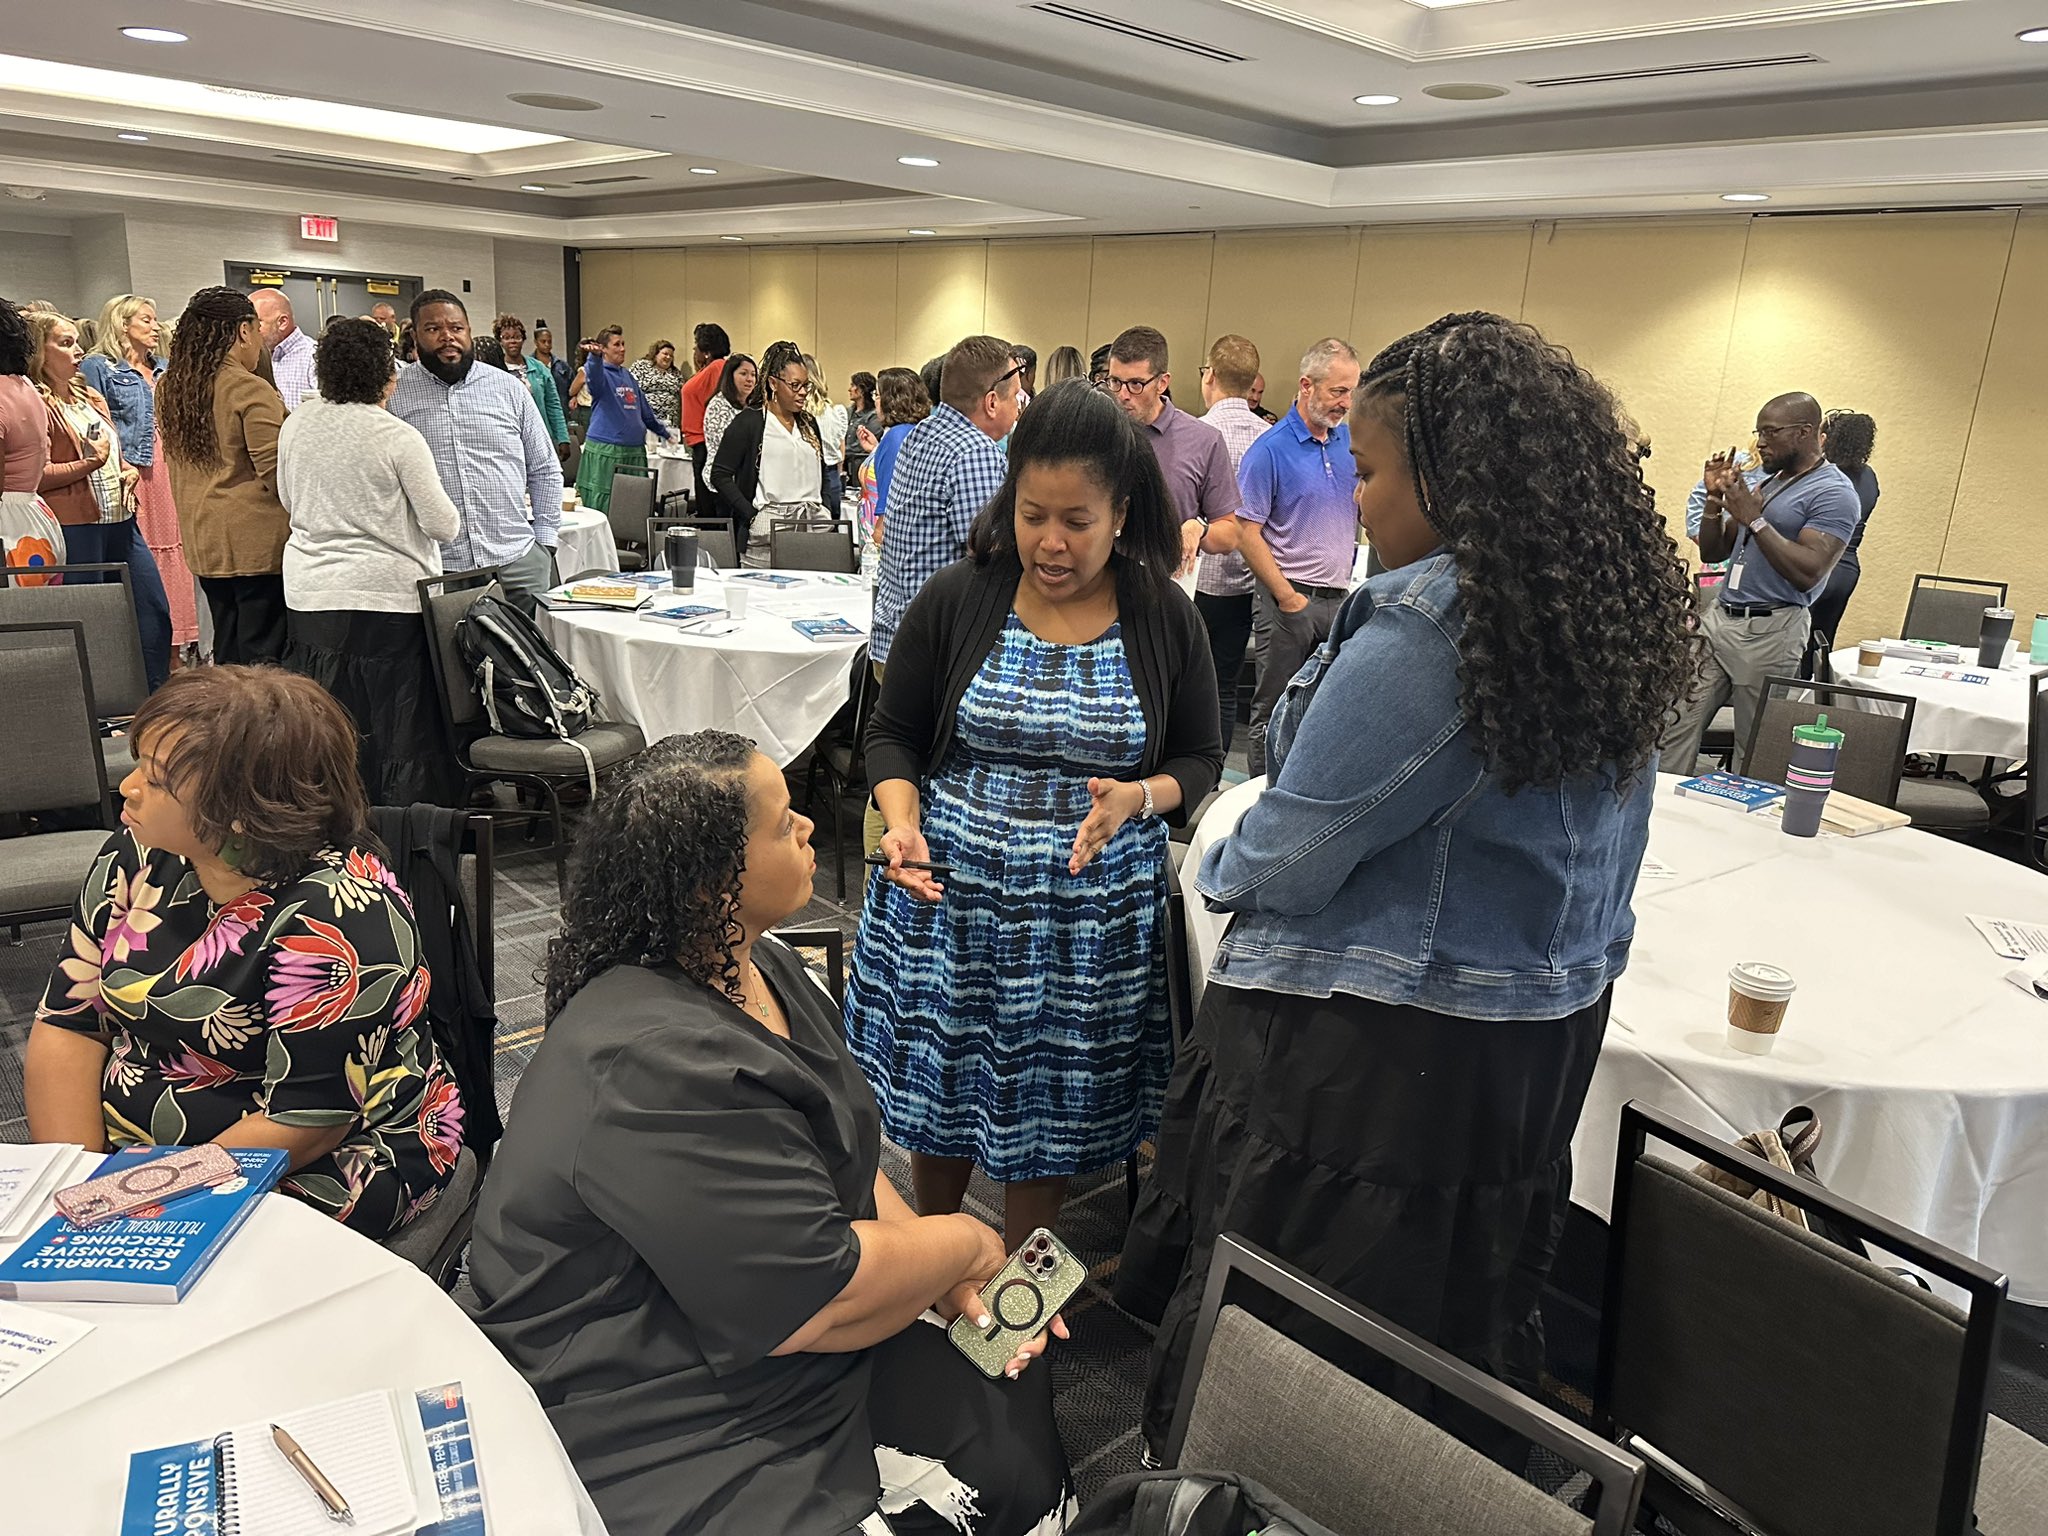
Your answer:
[947,1227,1086,1379]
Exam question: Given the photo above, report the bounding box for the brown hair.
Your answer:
[1110,324,1169,375]
[598,324,623,344]
[22,309,79,395]
[159,287,256,468]
[128,667,373,884]
[938,333,1017,414]
[494,312,526,343]
[875,365,930,428]
[641,338,675,365]
[1205,334,1259,395]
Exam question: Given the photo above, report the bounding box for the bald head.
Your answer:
[249,288,297,347]
[1762,392,1820,425]
[1754,391,1823,473]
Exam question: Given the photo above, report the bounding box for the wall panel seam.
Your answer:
[1938,212,2021,577]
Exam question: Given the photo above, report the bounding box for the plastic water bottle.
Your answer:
[1781,715,1842,838]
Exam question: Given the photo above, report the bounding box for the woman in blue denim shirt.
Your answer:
[1126,313,1699,1456]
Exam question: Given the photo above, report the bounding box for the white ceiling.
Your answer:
[2,0,2047,244]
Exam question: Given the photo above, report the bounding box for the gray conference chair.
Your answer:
[605,466,657,571]
[0,621,116,935]
[648,514,738,572]
[1167,1234,1644,1536]
[1901,573,2009,650]
[1596,1101,2048,1536]
[381,1145,479,1290]
[770,521,859,573]
[1744,675,1989,832]
[0,562,149,788]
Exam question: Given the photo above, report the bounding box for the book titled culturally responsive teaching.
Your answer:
[1673,772,1788,814]
[0,1145,287,1304]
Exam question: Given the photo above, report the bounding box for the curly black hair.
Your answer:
[313,318,398,405]
[0,298,30,376]
[967,378,1182,610]
[1359,312,1700,791]
[1821,409,1876,474]
[543,731,758,1021]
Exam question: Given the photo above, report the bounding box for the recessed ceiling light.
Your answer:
[1353,94,1401,106]
[720,234,744,241]
[2020,27,2048,41]
[520,183,547,192]
[907,228,936,236]
[1721,192,1770,203]
[688,166,718,175]
[119,26,187,43]
[116,131,150,142]
[506,92,602,112]
[897,155,940,168]
[1422,82,1508,100]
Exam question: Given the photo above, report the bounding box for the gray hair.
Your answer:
[1299,336,1360,382]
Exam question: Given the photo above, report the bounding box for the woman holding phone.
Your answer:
[470,732,1074,1536]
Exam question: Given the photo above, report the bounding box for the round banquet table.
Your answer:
[539,571,871,765]
[555,505,620,581]
[1825,640,2035,760]
[651,445,693,504]
[1183,772,2048,1303]
[0,1192,607,1532]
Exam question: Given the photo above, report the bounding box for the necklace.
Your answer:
[741,962,773,1021]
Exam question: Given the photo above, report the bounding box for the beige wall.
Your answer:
[581,211,2048,639]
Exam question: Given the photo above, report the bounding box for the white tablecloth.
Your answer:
[0,1195,607,1533]
[651,447,694,504]
[1185,773,2048,1302]
[1826,641,2035,759]
[556,506,620,581]
[540,573,871,764]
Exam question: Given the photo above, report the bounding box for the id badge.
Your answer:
[1726,558,1744,593]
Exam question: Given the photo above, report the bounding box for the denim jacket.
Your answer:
[79,353,158,468]
[1197,552,1653,1022]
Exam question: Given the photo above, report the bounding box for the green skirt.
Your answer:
[575,440,646,514]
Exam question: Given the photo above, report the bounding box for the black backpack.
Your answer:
[1070,1471,1340,1536]
[454,593,597,741]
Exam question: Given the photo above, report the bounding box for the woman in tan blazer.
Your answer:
[158,287,289,664]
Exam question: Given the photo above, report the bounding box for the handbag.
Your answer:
[1694,1104,1869,1257]
[1069,1471,1341,1536]
[0,490,66,585]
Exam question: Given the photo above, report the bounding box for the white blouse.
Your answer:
[755,413,823,508]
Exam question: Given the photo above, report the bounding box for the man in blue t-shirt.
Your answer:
[1663,392,1860,774]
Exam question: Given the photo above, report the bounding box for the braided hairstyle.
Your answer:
[760,339,821,454]
[544,731,758,1020]
[1821,409,1876,474]
[1359,312,1700,791]
[159,287,257,468]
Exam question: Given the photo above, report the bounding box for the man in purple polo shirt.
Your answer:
[1106,326,1240,575]
[1236,336,1362,777]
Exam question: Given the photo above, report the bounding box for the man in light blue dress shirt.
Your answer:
[391,289,564,614]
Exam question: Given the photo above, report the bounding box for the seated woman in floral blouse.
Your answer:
[25,666,463,1237]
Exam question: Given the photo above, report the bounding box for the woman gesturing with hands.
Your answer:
[850,379,1221,1253]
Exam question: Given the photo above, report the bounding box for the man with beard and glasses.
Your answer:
[390,288,563,614]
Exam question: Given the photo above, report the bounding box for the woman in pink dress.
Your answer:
[0,297,58,576]
[83,295,198,655]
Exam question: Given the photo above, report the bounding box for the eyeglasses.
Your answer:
[1105,374,1159,395]
[986,361,1026,394]
[772,373,810,392]
[1755,423,1812,440]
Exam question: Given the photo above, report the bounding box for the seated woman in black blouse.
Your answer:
[468,732,1075,1536]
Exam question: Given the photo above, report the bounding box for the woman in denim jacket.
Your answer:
[1128,313,1699,1455]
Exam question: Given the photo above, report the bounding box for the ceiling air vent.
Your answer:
[272,152,423,175]
[572,173,651,185]
[1525,54,1822,89]
[1025,3,1247,63]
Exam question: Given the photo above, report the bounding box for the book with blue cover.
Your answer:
[118,1381,486,1536]
[640,598,728,628]
[726,570,803,586]
[0,1145,287,1303]
[792,616,863,641]
[1674,771,1787,814]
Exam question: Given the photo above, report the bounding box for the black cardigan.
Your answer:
[864,552,1223,827]
[707,406,823,526]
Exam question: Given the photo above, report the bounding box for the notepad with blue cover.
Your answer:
[1673,772,1787,814]
[0,1145,287,1303]
[118,1382,486,1536]
[726,569,803,586]
[640,598,727,628]
[792,616,863,641]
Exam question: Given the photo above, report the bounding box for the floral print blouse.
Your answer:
[37,831,463,1237]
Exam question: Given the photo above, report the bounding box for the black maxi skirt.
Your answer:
[284,607,460,809]
[1120,978,1610,1458]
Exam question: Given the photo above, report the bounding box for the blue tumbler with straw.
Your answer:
[1781,715,1843,838]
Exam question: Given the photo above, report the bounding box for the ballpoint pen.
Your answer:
[271,1423,354,1525]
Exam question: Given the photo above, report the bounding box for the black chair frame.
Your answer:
[1741,674,1917,808]
[648,513,739,571]
[1596,1101,2006,1536]
[1174,1234,1646,1536]
[0,619,114,935]
[773,925,846,1005]
[1901,574,2010,648]
[801,646,875,900]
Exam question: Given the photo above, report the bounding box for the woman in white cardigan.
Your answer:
[279,317,463,806]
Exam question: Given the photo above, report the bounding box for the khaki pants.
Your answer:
[1661,601,1811,775]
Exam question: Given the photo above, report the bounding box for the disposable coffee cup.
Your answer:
[1727,962,1795,1054]
[1978,607,2015,670]
[1856,642,1884,678]
[561,490,578,513]
[725,583,750,620]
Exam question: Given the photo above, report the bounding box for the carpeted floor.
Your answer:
[4,753,2045,1518]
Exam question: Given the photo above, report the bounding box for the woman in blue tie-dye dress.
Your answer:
[845,381,1223,1250]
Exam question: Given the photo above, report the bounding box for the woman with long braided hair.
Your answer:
[159,287,290,662]
[709,339,827,553]
[1125,312,1699,1457]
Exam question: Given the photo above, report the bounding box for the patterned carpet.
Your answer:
[3,761,2044,1519]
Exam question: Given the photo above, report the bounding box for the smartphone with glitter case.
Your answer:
[947,1227,1086,1379]
[53,1144,239,1228]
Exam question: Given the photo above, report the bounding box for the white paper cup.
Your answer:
[725,584,750,620]
[1727,961,1796,1054]
[1856,642,1883,678]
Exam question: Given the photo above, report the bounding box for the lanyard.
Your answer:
[1731,460,1822,571]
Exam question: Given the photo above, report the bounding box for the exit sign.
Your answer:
[299,215,339,242]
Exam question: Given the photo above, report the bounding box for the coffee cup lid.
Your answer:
[1729,961,1796,1000]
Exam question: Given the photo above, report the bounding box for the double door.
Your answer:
[225,263,422,329]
